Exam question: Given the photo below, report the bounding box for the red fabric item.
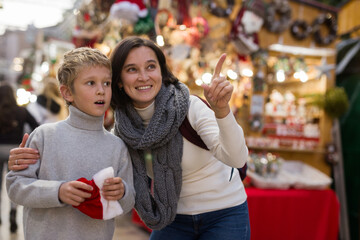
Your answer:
[132,209,152,232]
[73,178,103,219]
[246,187,340,240]
[132,187,340,240]
[177,0,191,27]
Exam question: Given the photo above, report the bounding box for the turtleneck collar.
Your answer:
[66,105,104,131]
[134,101,155,127]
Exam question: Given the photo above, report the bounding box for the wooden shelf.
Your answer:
[267,76,321,86]
[248,145,326,154]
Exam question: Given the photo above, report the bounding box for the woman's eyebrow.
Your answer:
[124,59,157,68]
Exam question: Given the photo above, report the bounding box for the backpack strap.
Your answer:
[179,95,209,151]
[179,95,247,181]
[179,116,209,150]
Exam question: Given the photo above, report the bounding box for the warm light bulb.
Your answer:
[202,73,212,85]
[276,70,285,82]
[156,35,164,47]
[241,68,253,77]
[195,79,203,86]
[227,69,238,80]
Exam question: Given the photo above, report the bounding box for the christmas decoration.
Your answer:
[109,0,148,23]
[134,13,155,35]
[290,20,312,40]
[248,152,283,178]
[252,70,266,92]
[316,57,335,79]
[250,114,264,132]
[208,0,234,18]
[73,167,123,220]
[230,0,266,57]
[251,48,268,67]
[304,87,349,119]
[94,0,116,13]
[274,56,291,76]
[264,0,292,34]
[72,0,107,48]
[312,13,337,46]
[292,57,308,72]
[324,87,349,119]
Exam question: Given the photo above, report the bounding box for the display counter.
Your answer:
[132,187,339,240]
[246,187,339,240]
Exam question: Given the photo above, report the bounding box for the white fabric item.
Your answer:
[93,167,124,220]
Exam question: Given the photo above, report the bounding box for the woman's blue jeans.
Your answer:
[149,201,250,240]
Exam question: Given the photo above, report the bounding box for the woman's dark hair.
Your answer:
[110,36,179,109]
[0,84,19,133]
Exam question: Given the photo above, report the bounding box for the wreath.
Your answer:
[312,13,337,45]
[208,0,235,18]
[264,0,292,34]
[154,9,175,36]
[290,20,312,40]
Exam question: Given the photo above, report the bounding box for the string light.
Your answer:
[156,35,164,47]
[276,69,285,82]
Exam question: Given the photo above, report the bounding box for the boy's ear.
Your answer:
[60,85,73,103]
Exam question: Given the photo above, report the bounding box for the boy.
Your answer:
[6,47,135,240]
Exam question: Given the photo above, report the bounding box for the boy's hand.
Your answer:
[59,181,93,206]
[201,53,233,118]
[102,177,125,201]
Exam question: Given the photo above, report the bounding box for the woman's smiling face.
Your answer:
[119,46,162,108]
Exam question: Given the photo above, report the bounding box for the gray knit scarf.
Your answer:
[114,82,189,230]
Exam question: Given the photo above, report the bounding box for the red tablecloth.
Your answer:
[132,187,340,240]
[246,187,339,240]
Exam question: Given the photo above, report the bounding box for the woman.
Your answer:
[8,36,250,240]
[0,84,39,232]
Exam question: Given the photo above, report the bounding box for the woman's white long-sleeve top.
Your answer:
[178,95,248,214]
[137,95,248,215]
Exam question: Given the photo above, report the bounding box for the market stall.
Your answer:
[116,0,341,238]
[11,0,345,238]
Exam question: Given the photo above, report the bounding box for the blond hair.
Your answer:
[57,47,111,105]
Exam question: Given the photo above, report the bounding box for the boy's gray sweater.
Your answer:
[6,105,135,240]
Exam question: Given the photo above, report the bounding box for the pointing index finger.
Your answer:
[213,53,227,78]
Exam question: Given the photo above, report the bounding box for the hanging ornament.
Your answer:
[264,0,292,34]
[251,48,268,67]
[292,57,308,72]
[250,114,264,132]
[72,0,107,48]
[20,74,34,92]
[208,0,234,18]
[230,0,266,58]
[323,87,349,119]
[109,0,148,24]
[292,57,309,82]
[94,0,116,13]
[184,16,210,48]
[315,57,335,79]
[154,8,176,46]
[312,13,337,46]
[290,20,312,40]
[134,12,155,34]
[177,0,192,27]
[274,56,291,73]
[273,56,291,82]
[192,16,209,37]
[253,70,266,93]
